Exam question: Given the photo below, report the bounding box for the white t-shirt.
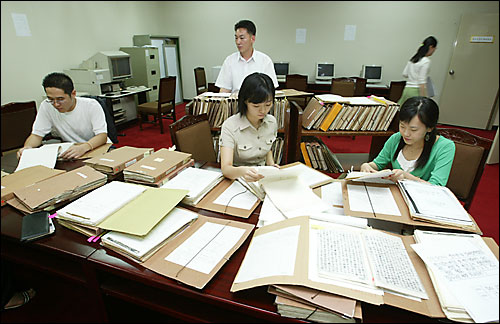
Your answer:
[402,56,431,88]
[215,49,279,93]
[32,97,107,143]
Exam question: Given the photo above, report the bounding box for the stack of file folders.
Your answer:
[268,284,362,323]
[123,148,193,187]
[100,207,198,262]
[84,146,153,175]
[8,165,107,214]
[55,181,188,238]
[300,137,343,173]
[160,167,224,206]
[1,165,64,206]
[398,179,476,231]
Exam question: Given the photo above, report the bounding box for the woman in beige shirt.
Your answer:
[220,72,278,182]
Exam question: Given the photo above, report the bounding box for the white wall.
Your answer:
[2,1,499,108]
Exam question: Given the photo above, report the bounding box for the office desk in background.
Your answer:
[99,87,151,129]
[0,159,443,323]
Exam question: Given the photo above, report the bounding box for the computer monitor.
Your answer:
[274,62,289,82]
[361,65,382,83]
[315,62,335,82]
[80,51,133,81]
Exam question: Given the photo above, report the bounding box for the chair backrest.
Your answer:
[285,74,308,91]
[1,101,37,153]
[388,81,406,102]
[438,127,493,210]
[194,67,208,95]
[158,76,176,106]
[169,113,217,163]
[81,95,118,144]
[354,77,367,96]
[330,78,356,97]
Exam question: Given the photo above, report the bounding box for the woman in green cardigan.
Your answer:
[360,96,455,186]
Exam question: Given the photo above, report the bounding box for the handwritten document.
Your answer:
[165,222,245,274]
[363,230,427,299]
[317,227,372,285]
[412,240,499,323]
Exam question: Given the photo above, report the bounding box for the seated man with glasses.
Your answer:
[17,72,108,160]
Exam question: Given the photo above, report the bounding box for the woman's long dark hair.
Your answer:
[237,72,275,116]
[394,96,439,169]
[410,36,437,63]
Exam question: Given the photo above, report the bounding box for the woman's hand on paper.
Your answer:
[242,167,264,182]
[360,163,377,173]
[386,169,406,182]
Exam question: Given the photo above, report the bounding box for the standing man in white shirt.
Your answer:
[215,20,279,93]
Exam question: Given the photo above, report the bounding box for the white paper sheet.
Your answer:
[263,177,331,218]
[321,181,344,206]
[165,222,245,274]
[347,184,401,216]
[212,180,258,210]
[234,225,300,283]
[15,143,73,172]
[161,167,222,200]
[57,181,146,225]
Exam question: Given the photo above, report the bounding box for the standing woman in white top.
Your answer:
[219,72,279,182]
[398,36,438,105]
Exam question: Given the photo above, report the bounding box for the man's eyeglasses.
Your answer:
[45,97,66,105]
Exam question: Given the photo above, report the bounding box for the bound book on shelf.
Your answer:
[123,148,192,184]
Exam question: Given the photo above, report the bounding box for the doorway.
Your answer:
[438,13,499,129]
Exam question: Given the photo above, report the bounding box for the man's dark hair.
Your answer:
[234,20,256,36]
[42,72,74,95]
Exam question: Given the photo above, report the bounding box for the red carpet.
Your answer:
[116,103,499,244]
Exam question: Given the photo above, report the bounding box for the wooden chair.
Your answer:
[388,81,406,103]
[1,101,37,155]
[169,113,217,163]
[354,77,367,97]
[137,76,176,134]
[285,74,308,91]
[285,74,308,107]
[438,127,493,210]
[330,78,356,97]
[194,67,208,96]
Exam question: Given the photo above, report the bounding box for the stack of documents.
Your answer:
[268,285,362,323]
[1,165,64,206]
[231,216,452,319]
[15,143,73,171]
[100,207,198,262]
[123,148,193,186]
[160,167,224,206]
[10,166,107,213]
[56,181,188,237]
[412,230,499,323]
[84,146,153,175]
[15,143,113,172]
[398,180,475,229]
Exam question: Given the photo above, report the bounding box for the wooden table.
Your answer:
[0,160,443,323]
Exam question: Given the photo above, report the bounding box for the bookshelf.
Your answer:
[286,100,398,170]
